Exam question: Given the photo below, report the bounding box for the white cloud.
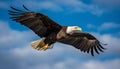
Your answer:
[88,5,105,15]
[87,22,120,31]
[92,0,120,9]
[24,1,63,12]
[39,1,63,11]
[82,59,120,69]
[51,0,104,15]
[54,0,88,11]
[100,35,120,55]
[0,21,36,49]
[99,22,120,31]
[23,58,120,69]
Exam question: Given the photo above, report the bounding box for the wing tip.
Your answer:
[8,5,31,13]
[22,4,30,11]
[8,5,31,22]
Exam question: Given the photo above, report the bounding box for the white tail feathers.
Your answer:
[30,39,45,50]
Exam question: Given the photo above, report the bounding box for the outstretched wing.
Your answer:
[58,33,106,56]
[8,6,62,37]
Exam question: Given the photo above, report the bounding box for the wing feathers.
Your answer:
[91,46,94,56]
[99,43,106,49]
[8,10,22,13]
[58,33,106,56]
[93,44,99,54]
[87,46,91,53]
[10,6,25,12]
[23,5,30,11]
[96,44,104,52]
[8,6,62,37]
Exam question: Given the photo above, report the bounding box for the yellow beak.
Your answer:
[73,27,82,32]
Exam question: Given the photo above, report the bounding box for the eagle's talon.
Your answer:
[41,44,49,51]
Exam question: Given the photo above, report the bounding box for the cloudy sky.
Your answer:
[0,0,120,69]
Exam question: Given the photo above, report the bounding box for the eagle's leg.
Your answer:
[31,39,45,50]
[31,39,54,51]
[40,44,49,51]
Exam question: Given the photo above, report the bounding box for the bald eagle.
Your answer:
[8,5,106,56]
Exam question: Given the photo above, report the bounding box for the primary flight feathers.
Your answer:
[8,5,106,56]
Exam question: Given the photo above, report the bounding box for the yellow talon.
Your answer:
[41,44,49,51]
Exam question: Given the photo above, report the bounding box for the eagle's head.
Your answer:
[66,26,82,34]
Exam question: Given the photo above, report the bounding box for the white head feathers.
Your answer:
[66,26,82,34]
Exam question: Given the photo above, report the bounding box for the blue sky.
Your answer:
[0,0,120,69]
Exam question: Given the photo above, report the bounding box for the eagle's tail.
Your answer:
[30,39,54,51]
[30,39,45,50]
